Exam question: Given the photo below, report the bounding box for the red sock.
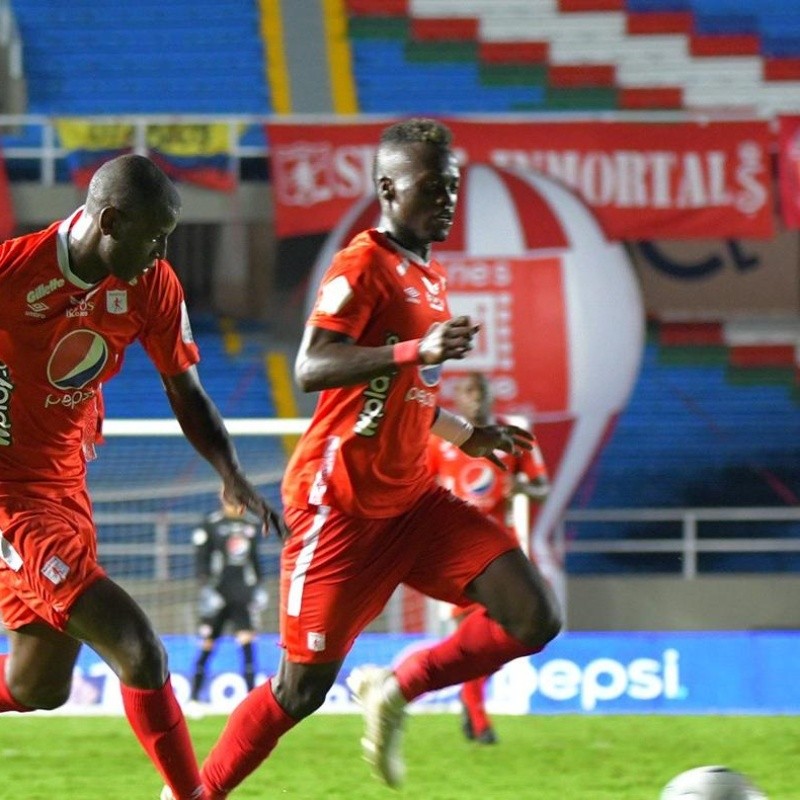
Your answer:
[395,608,541,701]
[202,679,297,796]
[120,678,203,800]
[0,655,33,713]
[461,676,491,734]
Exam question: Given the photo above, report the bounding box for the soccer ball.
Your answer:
[660,766,767,799]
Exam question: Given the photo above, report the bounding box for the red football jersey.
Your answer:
[282,229,451,518]
[427,422,549,533]
[0,208,199,496]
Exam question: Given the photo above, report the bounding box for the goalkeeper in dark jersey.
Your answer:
[188,492,269,710]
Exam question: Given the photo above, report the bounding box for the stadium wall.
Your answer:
[4,630,800,716]
[567,575,800,632]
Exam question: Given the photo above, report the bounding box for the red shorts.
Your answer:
[0,490,107,631]
[281,484,517,663]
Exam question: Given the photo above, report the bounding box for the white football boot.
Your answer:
[347,665,408,788]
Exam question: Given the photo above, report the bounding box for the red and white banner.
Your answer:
[778,115,800,230]
[267,118,775,241]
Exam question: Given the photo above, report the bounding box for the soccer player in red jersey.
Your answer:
[0,155,282,800]
[180,118,561,799]
[428,372,550,744]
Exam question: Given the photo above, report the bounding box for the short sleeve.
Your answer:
[306,241,385,340]
[139,261,200,376]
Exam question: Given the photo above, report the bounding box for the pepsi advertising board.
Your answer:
[4,631,800,716]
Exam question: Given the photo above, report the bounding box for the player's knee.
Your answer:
[272,676,330,720]
[116,630,169,688]
[11,678,71,710]
[517,593,563,649]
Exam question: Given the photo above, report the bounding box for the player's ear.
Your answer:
[378,176,394,201]
[98,206,121,237]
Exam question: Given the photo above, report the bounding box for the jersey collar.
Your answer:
[375,228,433,268]
[57,206,100,291]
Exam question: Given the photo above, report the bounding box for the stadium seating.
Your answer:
[99,328,277,420]
[344,0,800,113]
[570,322,800,574]
[8,0,271,115]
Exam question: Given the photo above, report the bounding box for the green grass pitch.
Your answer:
[3,713,798,799]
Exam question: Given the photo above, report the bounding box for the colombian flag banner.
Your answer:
[56,120,238,191]
[55,120,133,188]
[148,124,238,191]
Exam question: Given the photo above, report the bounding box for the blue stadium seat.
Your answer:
[8,0,271,114]
[351,40,546,114]
[569,341,800,574]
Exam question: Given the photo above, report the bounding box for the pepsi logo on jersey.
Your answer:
[461,463,496,496]
[46,330,109,391]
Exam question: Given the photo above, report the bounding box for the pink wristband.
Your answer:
[393,339,421,365]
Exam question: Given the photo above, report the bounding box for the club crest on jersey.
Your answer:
[47,330,109,390]
[106,290,128,314]
[421,275,446,311]
[461,463,496,496]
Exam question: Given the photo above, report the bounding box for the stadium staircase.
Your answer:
[344,0,800,113]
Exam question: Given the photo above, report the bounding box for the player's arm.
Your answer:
[193,525,212,583]
[513,439,551,503]
[295,316,480,392]
[161,366,287,539]
[431,406,534,470]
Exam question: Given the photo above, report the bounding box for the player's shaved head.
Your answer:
[374,118,453,184]
[86,154,181,216]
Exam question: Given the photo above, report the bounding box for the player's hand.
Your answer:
[460,423,534,469]
[199,585,225,616]
[515,475,551,503]
[222,472,289,541]
[252,586,269,611]
[418,316,480,365]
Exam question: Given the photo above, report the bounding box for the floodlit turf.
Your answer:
[2,713,798,799]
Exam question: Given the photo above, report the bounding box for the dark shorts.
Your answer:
[198,600,254,639]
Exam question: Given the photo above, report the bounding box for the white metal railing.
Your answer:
[557,506,800,579]
[92,506,800,582]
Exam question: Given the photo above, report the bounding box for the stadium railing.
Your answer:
[559,507,800,579]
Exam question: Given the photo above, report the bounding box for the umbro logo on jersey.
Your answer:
[396,259,410,277]
[25,301,49,318]
[404,287,421,304]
